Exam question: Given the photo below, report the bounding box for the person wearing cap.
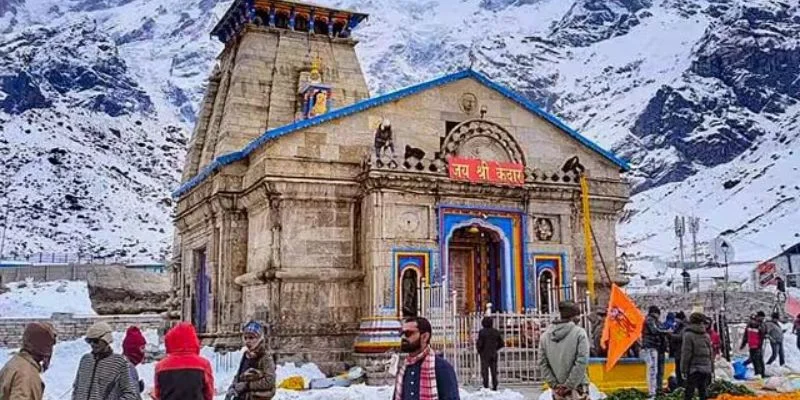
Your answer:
[153,322,214,400]
[539,301,589,400]
[0,322,57,400]
[72,322,139,400]
[226,320,276,400]
[765,312,785,366]
[642,305,670,398]
[122,326,147,393]
[681,313,714,400]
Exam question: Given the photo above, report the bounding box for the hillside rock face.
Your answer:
[1,0,799,263]
[86,266,171,314]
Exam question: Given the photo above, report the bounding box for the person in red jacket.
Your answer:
[153,322,214,400]
[739,315,766,377]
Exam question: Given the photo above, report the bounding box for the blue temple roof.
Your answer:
[174,69,630,198]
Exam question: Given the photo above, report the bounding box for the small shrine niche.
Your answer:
[298,55,333,120]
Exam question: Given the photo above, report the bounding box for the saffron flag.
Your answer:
[601,284,645,372]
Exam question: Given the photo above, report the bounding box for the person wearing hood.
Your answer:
[669,312,687,387]
[71,322,140,400]
[739,314,766,377]
[0,322,57,400]
[153,322,214,400]
[226,320,276,400]
[122,326,147,394]
[539,301,589,400]
[681,313,714,400]
[476,316,504,391]
[642,305,670,398]
[765,312,785,366]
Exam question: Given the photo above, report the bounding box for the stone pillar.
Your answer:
[211,196,248,339]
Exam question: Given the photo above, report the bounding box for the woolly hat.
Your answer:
[559,301,581,320]
[86,322,114,344]
[242,320,264,336]
[122,326,147,365]
[648,305,661,315]
[22,322,57,360]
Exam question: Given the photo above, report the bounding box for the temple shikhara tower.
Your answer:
[171,0,631,372]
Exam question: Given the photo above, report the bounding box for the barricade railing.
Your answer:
[419,280,592,385]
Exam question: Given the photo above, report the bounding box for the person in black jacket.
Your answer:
[476,316,504,391]
[642,305,671,398]
[669,312,687,387]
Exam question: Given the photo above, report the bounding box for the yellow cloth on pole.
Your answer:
[580,175,596,302]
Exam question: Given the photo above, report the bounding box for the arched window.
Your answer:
[332,21,345,37]
[314,18,329,35]
[275,12,289,29]
[295,14,309,31]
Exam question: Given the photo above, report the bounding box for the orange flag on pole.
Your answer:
[600,284,646,372]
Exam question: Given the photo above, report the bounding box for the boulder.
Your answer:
[87,266,170,314]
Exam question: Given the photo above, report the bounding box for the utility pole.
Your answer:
[675,216,688,293]
[689,217,700,270]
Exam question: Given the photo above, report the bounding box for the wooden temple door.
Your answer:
[193,249,209,333]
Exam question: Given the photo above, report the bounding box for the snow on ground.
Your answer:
[0,279,96,318]
[0,331,525,400]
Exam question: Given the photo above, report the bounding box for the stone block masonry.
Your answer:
[0,313,163,348]
[632,291,776,323]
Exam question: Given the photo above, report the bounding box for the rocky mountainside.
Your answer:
[1,0,798,263]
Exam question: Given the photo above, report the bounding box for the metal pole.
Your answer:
[451,290,458,374]
[690,217,700,291]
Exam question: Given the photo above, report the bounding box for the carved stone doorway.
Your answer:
[448,225,504,314]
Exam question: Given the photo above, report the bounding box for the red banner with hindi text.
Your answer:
[447,157,525,186]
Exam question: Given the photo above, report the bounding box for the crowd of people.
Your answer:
[4,304,798,400]
[0,320,276,400]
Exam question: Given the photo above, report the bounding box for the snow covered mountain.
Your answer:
[1,0,798,264]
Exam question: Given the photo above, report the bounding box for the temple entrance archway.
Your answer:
[446,221,510,313]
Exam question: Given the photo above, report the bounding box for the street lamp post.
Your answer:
[722,241,730,307]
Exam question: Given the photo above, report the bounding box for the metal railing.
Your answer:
[419,281,592,386]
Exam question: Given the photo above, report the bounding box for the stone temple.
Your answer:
[170,0,630,370]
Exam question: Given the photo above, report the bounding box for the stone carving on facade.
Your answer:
[459,93,478,115]
[534,218,555,241]
[441,119,526,165]
[403,145,426,170]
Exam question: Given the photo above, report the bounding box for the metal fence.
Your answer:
[419,281,592,386]
[0,252,166,265]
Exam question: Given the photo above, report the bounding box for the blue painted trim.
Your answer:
[390,248,434,312]
[174,69,630,198]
